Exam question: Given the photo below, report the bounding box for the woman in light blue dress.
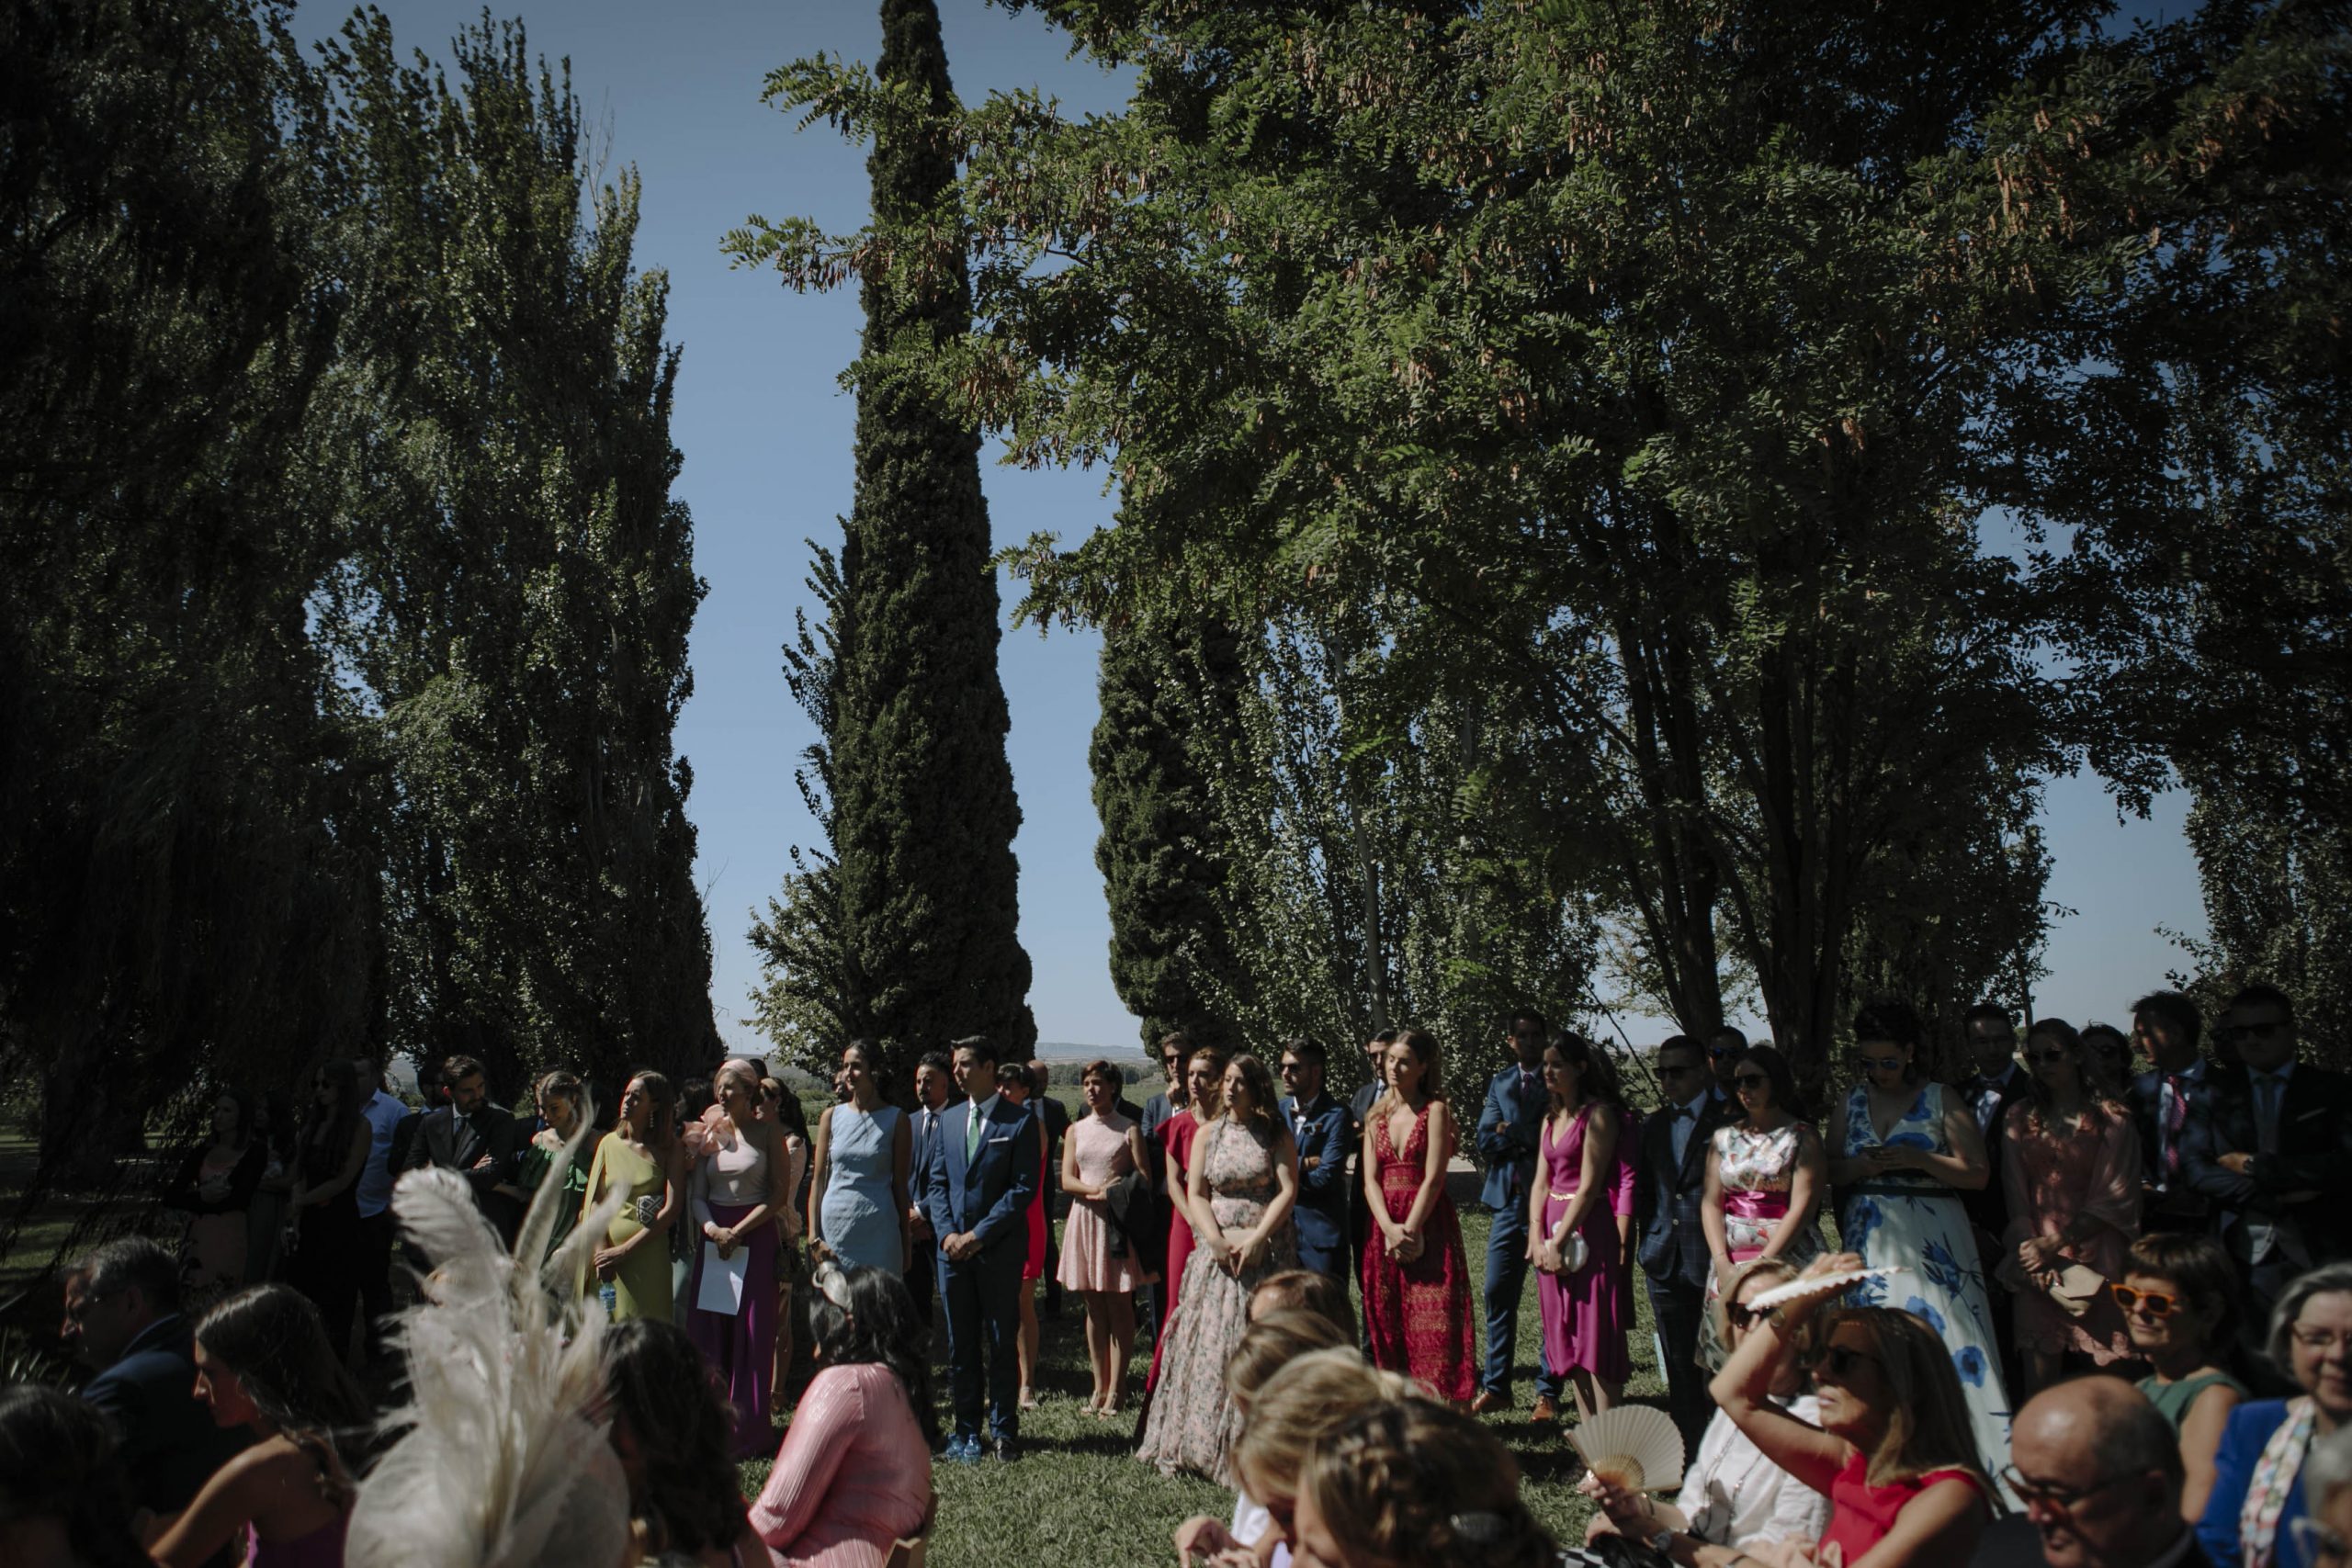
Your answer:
[1826,1000,2014,1494]
[807,1042,912,1276]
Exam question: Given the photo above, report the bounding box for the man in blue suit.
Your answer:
[904,1050,954,1329]
[1634,1034,1728,1453]
[1472,1010,1563,1420]
[1277,1037,1352,1281]
[924,1033,1041,1462]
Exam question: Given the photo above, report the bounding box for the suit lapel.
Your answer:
[1677,1099,1719,1186]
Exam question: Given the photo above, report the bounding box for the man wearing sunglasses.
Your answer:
[1634,1034,1728,1453]
[1705,1025,1747,1100]
[2006,1377,2212,1568]
[1471,1010,1566,1420]
[2127,989,2215,1235]
[2181,983,2352,1360]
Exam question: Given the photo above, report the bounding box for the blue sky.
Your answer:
[351,0,2211,1058]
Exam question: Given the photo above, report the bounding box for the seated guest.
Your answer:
[1710,1252,1994,1568]
[602,1318,765,1568]
[0,1384,151,1568]
[1246,1267,1354,1337]
[60,1237,246,1549]
[1582,1258,1830,1562]
[2005,1378,2208,1568]
[1173,1311,1355,1564]
[1293,1396,1558,1568]
[750,1262,934,1566]
[2301,1426,2352,1568]
[2199,1262,2352,1568]
[2079,1022,2133,1098]
[2122,1233,2251,1520]
[151,1283,371,1568]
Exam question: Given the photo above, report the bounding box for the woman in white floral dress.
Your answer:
[1695,1044,1826,1369]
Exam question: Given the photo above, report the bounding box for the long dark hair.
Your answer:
[1545,1032,1620,1114]
[807,1261,939,1445]
[602,1319,747,1556]
[194,1285,370,1495]
[0,1385,149,1568]
[298,1059,362,1187]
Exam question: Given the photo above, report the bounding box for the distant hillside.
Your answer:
[1035,1040,1148,1063]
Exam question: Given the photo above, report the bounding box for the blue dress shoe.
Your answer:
[944,1433,980,1464]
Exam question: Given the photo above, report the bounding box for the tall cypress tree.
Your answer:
[828,0,1035,1074]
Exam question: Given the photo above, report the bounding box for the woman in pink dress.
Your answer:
[1147,1043,1227,1392]
[1530,1033,1628,1418]
[1999,1017,2143,1399]
[752,1262,934,1568]
[1358,1028,1475,1403]
[687,1060,794,1457]
[1058,1058,1155,1415]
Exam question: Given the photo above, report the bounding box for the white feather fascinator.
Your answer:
[347,1111,630,1568]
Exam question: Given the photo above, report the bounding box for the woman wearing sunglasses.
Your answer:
[1710,1253,1994,1568]
[1696,1045,1826,1371]
[2197,1261,2352,1568]
[2120,1232,2248,1520]
[1996,1017,2143,1401]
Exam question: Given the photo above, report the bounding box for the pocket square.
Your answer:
[987,1134,1012,1144]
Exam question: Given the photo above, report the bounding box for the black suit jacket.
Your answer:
[2180,1059,2352,1267]
[81,1315,251,1519]
[403,1101,520,1233]
[1636,1093,1729,1288]
[1958,1065,2025,1240]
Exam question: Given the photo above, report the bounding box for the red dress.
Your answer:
[1359,1100,1475,1402]
[1818,1452,1990,1561]
[1146,1111,1205,1391]
[1022,1119,1048,1282]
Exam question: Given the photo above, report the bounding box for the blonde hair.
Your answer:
[1805,1306,1991,1490]
[1302,1396,1555,1568]
[1368,1027,1447,1127]
[1231,1348,1410,1504]
[1223,1308,1349,1416]
[1709,1255,1802,1348]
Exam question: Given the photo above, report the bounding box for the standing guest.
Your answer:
[2183,984,2352,1362]
[1058,1058,1154,1416]
[2080,1022,2134,1098]
[1697,1043,1826,1368]
[2129,989,2214,1235]
[1530,1032,1628,1419]
[758,1074,814,1404]
[1581,1257,1832,1560]
[1639,1034,1733,1453]
[2121,1233,2249,1521]
[2007,1379,2211,1568]
[245,1088,298,1284]
[584,1070,685,1322]
[62,1238,247,1551]
[348,1057,408,1361]
[151,1283,371,1568]
[686,1058,795,1457]
[1472,1010,1563,1420]
[504,1070,594,1264]
[925,1034,1040,1462]
[751,1262,936,1567]
[0,1384,152,1568]
[1276,1038,1351,1283]
[1346,1030,1397,1292]
[2197,1262,2352,1568]
[1706,1025,1749,1101]
[1292,1397,1559,1568]
[1997,1018,2143,1398]
[995,1062,1050,1408]
[1137,1054,1300,1482]
[1359,1028,1476,1404]
[401,1054,521,1240]
[1247,1268,1355,1337]
[1027,1056,1071,1317]
[1584,1039,1645,1335]
[671,1075,716,1321]
[808,1041,912,1276]
[164,1089,266,1296]
[905,1052,953,1328]
[1150,1041,1230,1389]
[284,1058,370,1356]
[1960,1001,2029,1378]
[1138,1032,1193,1346]
[599,1319,766,1568]
[384,1060,438,1183]
[1709,1252,1995,1567]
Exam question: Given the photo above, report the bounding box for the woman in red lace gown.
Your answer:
[1358,1027,1475,1402]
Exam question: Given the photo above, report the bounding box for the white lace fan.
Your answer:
[1746,1266,1904,1314]
[1566,1405,1685,1495]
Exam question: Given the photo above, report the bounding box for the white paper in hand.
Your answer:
[696,1241,750,1316]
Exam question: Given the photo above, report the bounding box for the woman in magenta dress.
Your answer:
[1530,1033,1629,1419]
[1147,1043,1227,1392]
[1358,1028,1475,1403]
[686,1060,793,1457]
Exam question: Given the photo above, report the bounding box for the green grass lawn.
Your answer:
[743,1201,1644,1566]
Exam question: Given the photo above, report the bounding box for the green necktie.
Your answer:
[965,1103,982,1163]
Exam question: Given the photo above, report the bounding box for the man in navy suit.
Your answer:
[2125,989,2214,1234]
[2182,983,2352,1360]
[63,1238,246,1562]
[1277,1037,1352,1281]
[923,1033,1041,1462]
[904,1051,954,1328]
[1635,1034,1728,1453]
[1472,1011,1563,1420]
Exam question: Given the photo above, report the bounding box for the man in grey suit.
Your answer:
[1634,1034,1729,1452]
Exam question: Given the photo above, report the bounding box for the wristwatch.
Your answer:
[1648,1528,1677,1556]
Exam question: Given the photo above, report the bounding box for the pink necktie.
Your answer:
[2165,1075,2188,1176]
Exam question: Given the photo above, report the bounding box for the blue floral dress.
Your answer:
[1837,1082,2013,1486]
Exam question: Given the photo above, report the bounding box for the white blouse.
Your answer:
[1679,1394,1832,1549]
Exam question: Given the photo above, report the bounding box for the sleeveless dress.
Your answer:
[1136,1117,1295,1482]
[1022,1109,1049,1283]
[1145,1111,1207,1392]
[818,1103,904,1274]
[1537,1105,1630,1383]
[1696,1120,1826,1369]
[513,1132,593,1264]
[1999,1100,2141,1364]
[688,1123,781,1456]
[1359,1101,1475,1402]
[248,1511,347,1567]
[582,1134,673,1322]
[1837,1083,2014,1486]
[2139,1369,2249,1433]
[1058,1114,1143,1292]
[1818,1451,1989,1561]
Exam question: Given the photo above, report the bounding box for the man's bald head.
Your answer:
[2011,1378,2184,1568]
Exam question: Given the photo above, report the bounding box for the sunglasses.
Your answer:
[2217,1020,2290,1043]
[1852,1054,1906,1073]
[2022,1050,2071,1066]
[1801,1342,1883,1382]
[1708,1044,1742,1059]
[2109,1283,2177,1318]
[1659,1064,1703,1078]
[1732,1072,1770,1090]
[1726,1302,1764,1331]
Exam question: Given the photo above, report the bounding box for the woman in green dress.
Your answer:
[2122,1230,2250,1521]
[583,1070,685,1322]
[503,1070,595,1264]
